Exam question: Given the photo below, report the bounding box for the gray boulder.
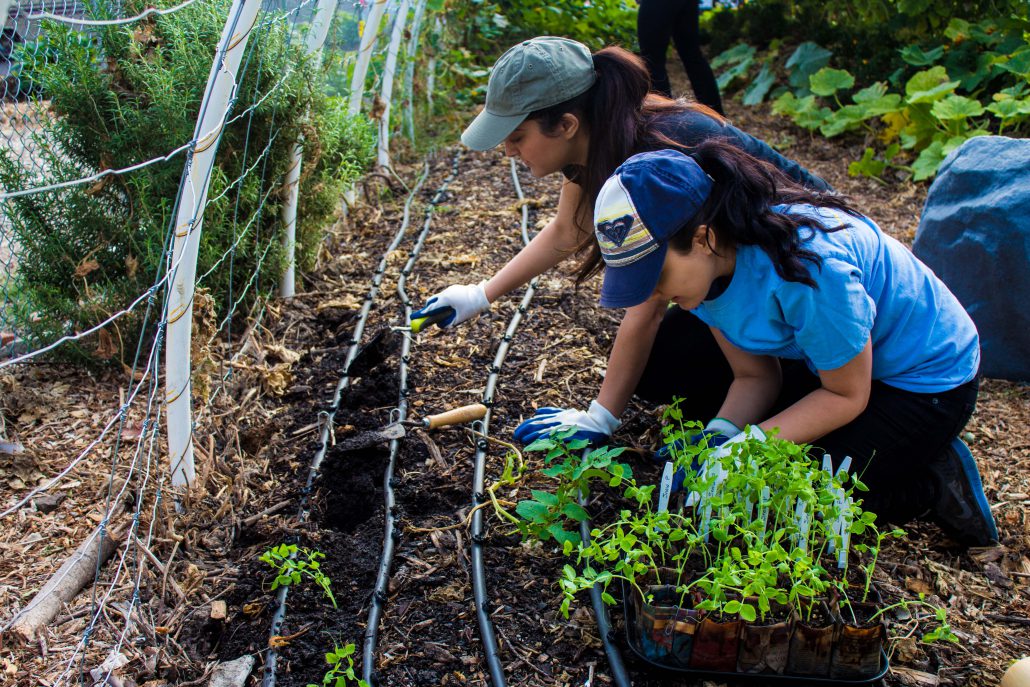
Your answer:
[913,135,1030,382]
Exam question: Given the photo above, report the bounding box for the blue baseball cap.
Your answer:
[594,149,713,308]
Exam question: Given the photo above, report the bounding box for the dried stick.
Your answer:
[6,521,125,643]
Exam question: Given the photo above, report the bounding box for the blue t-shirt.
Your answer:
[691,204,980,393]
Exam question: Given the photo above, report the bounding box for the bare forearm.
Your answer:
[715,374,780,429]
[596,298,666,417]
[484,220,575,301]
[759,388,866,444]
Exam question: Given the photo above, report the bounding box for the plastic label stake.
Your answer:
[794,496,811,553]
[658,461,674,514]
[757,486,771,543]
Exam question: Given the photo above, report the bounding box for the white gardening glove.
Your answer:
[512,400,621,446]
[410,281,490,330]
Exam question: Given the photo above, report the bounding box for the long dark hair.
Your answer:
[526,46,724,283]
[670,139,861,287]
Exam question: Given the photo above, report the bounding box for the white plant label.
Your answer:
[658,461,674,513]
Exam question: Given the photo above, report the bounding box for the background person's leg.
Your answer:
[809,378,979,526]
[637,0,675,96]
[670,0,723,113]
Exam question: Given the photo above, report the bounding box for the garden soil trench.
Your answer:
[199,138,1030,687]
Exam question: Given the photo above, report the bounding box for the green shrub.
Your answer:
[0,0,374,361]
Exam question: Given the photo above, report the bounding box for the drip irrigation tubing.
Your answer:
[466,158,539,687]
[578,457,632,687]
[361,151,462,686]
[262,159,431,687]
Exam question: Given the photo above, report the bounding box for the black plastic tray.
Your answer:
[621,586,890,686]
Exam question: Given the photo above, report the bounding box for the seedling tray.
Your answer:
[621,586,890,686]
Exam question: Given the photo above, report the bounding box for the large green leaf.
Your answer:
[900,102,938,149]
[742,63,776,106]
[717,57,754,90]
[987,97,1030,120]
[516,500,551,523]
[785,42,832,92]
[931,94,985,121]
[900,45,945,67]
[809,67,854,97]
[995,47,1030,79]
[857,94,904,118]
[793,105,833,131]
[547,523,581,545]
[711,43,756,70]
[819,105,866,137]
[905,66,960,104]
[852,82,888,104]
[911,139,947,181]
[848,147,887,180]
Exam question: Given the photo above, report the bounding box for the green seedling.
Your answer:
[513,429,633,546]
[866,594,960,645]
[307,643,370,687]
[260,543,337,608]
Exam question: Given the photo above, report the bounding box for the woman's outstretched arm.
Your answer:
[483,180,586,302]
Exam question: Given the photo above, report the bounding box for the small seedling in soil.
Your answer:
[868,594,960,645]
[260,543,337,608]
[308,642,369,687]
[512,429,633,546]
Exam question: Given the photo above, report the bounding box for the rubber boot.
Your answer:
[928,437,998,547]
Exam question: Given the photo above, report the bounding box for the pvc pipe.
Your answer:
[278,0,337,298]
[164,0,261,489]
[425,17,441,112]
[0,0,12,30]
[376,0,411,168]
[402,0,427,143]
[347,0,387,117]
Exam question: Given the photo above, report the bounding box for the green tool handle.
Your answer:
[409,307,453,334]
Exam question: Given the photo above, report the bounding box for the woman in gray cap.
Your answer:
[411,36,827,450]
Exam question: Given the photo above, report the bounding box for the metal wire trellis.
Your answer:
[0,0,394,683]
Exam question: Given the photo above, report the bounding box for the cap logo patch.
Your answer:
[594,175,658,268]
[596,214,634,247]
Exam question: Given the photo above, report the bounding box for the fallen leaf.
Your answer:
[905,577,932,596]
[73,258,100,278]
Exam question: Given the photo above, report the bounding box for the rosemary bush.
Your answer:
[0,0,374,361]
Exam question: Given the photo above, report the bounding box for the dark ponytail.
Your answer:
[670,139,860,287]
[527,46,722,283]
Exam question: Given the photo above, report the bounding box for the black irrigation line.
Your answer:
[262,159,431,687]
[578,461,632,687]
[361,151,462,686]
[467,158,539,687]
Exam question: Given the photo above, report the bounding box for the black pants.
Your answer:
[637,0,724,113]
[636,308,980,523]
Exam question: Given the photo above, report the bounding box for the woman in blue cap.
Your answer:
[515,140,995,545]
[413,36,827,448]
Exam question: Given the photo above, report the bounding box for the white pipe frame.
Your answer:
[402,0,427,144]
[376,0,411,168]
[278,0,336,298]
[0,0,12,30]
[346,0,387,117]
[164,0,261,489]
[425,16,441,113]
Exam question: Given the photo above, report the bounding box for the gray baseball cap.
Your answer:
[461,36,596,151]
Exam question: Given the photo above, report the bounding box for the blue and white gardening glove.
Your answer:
[655,418,743,493]
[410,281,490,330]
[655,417,741,464]
[512,401,621,446]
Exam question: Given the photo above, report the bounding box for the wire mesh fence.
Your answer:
[0,0,438,680]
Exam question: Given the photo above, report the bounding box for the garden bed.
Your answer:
[1,88,1029,687]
